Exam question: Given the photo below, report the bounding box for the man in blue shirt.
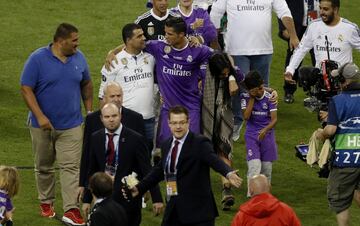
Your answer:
[316,62,360,226]
[20,23,93,226]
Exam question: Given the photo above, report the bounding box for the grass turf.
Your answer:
[0,0,359,225]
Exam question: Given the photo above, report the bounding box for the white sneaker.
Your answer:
[232,123,243,141]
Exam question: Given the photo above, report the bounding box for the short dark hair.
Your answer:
[244,71,263,90]
[122,23,143,44]
[320,0,340,9]
[53,23,78,42]
[89,172,113,198]
[168,105,189,120]
[165,17,187,34]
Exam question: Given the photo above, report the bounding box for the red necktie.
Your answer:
[170,140,179,173]
[107,134,115,165]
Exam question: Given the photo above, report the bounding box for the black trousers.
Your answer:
[162,209,215,226]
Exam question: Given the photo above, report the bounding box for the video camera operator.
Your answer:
[284,0,360,86]
[316,62,360,226]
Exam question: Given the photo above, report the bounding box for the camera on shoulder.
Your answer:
[299,59,339,114]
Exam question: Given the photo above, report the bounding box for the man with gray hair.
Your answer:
[316,62,360,226]
[231,174,301,226]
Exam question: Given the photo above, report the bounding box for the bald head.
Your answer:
[249,174,270,197]
[103,81,123,108]
[101,103,121,132]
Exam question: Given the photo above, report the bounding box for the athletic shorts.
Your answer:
[327,167,360,213]
[245,130,277,162]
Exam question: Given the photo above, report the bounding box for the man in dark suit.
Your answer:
[130,105,243,226]
[83,103,163,226]
[79,81,145,196]
[278,0,318,103]
[87,172,128,226]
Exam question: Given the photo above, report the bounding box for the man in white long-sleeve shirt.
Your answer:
[284,0,360,84]
[210,0,298,142]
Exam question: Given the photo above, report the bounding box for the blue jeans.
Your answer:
[144,117,155,156]
[231,54,272,126]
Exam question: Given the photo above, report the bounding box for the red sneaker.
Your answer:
[40,203,56,218]
[62,208,85,226]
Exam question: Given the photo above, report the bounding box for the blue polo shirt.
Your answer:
[20,44,90,129]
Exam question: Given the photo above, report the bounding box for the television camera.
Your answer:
[298,36,340,114]
[295,36,341,178]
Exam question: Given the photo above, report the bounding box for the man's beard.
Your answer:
[322,13,335,25]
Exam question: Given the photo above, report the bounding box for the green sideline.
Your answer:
[0,1,359,225]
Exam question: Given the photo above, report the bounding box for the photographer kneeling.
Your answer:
[316,63,360,226]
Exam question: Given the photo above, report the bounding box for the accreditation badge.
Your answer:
[165,173,178,201]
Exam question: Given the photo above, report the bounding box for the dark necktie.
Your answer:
[170,140,180,173]
[107,134,115,165]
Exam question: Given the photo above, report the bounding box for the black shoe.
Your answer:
[284,94,294,104]
[221,188,235,211]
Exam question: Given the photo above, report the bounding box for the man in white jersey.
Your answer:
[210,0,299,141]
[99,23,156,153]
[284,0,360,84]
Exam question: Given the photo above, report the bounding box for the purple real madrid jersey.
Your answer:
[241,91,277,134]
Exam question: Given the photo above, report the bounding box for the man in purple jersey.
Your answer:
[241,71,278,197]
[144,17,213,146]
[171,0,218,47]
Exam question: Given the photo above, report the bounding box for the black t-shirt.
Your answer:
[135,10,178,41]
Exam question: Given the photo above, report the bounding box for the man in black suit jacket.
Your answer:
[79,81,145,190]
[130,106,242,226]
[83,103,163,226]
[88,172,128,226]
[278,0,318,103]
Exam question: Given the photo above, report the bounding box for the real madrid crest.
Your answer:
[186,55,193,63]
[121,57,128,69]
[121,57,128,65]
[338,34,344,42]
[164,45,171,54]
[144,57,149,64]
[147,26,154,36]
[262,103,268,110]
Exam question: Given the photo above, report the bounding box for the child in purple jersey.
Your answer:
[241,71,278,197]
[0,166,19,226]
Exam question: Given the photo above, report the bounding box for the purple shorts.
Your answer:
[244,130,277,161]
[156,107,200,147]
